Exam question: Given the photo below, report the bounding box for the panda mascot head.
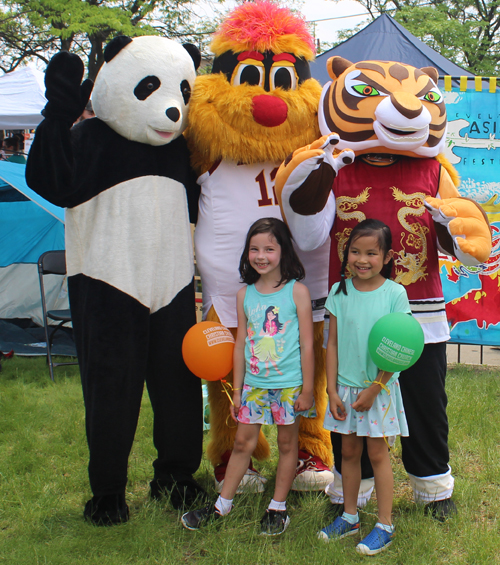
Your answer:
[92,35,201,146]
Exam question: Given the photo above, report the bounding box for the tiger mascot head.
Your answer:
[319,57,447,158]
[186,0,322,173]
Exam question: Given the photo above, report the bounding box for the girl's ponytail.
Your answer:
[381,256,394,280]
[335,255,349,295]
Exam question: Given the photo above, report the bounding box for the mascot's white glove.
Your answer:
[274,134,354,251]
[425,196,492,265]
[319,134,356,175]
[276,134,355,205]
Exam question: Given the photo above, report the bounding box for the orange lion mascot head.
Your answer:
[186,0,323,172]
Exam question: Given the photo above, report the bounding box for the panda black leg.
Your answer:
[84,493,129,526]
[70,276,150,517]
[147,283,206,509]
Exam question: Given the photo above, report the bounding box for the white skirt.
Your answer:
[323,380,409,438]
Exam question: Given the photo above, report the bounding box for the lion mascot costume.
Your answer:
[185,1,334,492]
[276,57,491,519]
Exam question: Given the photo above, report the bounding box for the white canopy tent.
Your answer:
[0,66,73,356]
[0,67,46,130]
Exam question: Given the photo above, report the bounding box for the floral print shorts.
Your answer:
[237,384,316,425]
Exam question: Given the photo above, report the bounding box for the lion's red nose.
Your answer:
[251,95,288,127]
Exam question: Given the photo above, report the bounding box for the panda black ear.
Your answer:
[183,43,201,71]
[104,36,133,63]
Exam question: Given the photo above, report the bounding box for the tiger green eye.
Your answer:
[353,84,380,96]
[424,91,442,103]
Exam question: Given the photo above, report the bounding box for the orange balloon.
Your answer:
[182,321,235,381]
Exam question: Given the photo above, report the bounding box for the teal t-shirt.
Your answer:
[6,153,26,164]
[325,278,411,387]
[243,280,302,389]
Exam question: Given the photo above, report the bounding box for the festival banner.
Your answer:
[441,79,500,345]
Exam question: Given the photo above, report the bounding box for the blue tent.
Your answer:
[310,14,474,86]
[0,161,66,325]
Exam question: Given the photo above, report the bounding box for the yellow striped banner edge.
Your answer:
[442,76,498,92]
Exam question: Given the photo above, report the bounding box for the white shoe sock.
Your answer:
[375,521,395,533]
[268,499,287,512]
[215,495,233,515]
[342,511,359,524]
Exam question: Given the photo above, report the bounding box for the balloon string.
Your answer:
[221,380,238,428]
[364,371,392,450]
[220,379,235,405]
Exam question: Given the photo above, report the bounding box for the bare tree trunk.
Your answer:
[87,31,110,81]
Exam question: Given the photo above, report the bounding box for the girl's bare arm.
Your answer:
[352,369,394,412]
[294,282,314,411]
[231,287,247,421]
[326,314,346,420]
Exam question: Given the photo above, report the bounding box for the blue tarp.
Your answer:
[0,161,65,267]
[0,160,64,222]
[0,160,71,355]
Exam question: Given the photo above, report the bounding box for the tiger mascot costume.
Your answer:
[276,57,491,519]
[185,1,337,492]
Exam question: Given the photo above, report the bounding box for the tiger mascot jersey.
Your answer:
[185,1,347,492]
[276,57,491,515]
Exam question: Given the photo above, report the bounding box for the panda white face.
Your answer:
[92,36,197,146]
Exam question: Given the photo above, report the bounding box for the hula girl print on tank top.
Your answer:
[252,306,291,377]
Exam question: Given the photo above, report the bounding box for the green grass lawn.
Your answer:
[0,356,499,564]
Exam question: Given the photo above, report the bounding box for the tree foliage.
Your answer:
[0,0,217,79]
[335,0,500,75]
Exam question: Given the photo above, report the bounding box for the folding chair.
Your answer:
[37,250,78,380]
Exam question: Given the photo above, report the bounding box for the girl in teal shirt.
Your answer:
[319,219,410,556]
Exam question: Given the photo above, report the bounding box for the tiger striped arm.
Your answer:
[425,196,492,265]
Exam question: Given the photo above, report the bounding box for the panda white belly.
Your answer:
[65,175,194,313]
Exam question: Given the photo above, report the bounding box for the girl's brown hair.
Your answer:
[336,218,394,295]
[239,217,305,286]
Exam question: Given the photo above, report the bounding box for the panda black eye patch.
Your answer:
[134,76,161,100]
[180,80,191,105]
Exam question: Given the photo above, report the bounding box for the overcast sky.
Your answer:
[194,0,371,47]
[299,0,370,46]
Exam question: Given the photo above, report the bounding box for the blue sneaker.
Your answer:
[356,526,394,555]
[317,516,360,541]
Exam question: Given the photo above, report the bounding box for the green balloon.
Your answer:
[368,312,424,372]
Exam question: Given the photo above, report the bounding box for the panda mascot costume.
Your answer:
[26,36,206,524]
[275,57,492,519]
[184,0,334,493]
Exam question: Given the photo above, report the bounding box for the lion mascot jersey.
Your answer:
[185,1,334,492]
[276,57,491,516]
